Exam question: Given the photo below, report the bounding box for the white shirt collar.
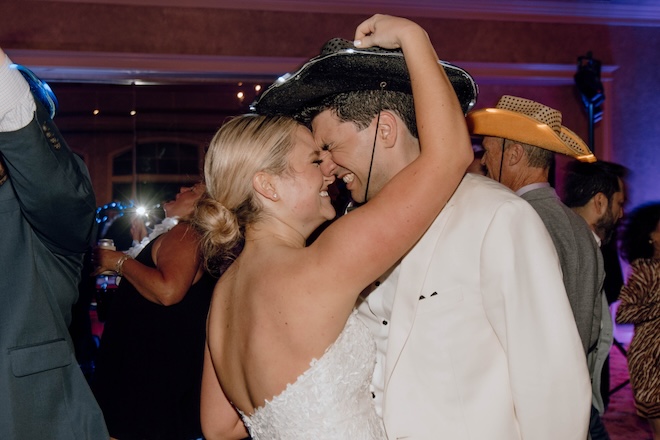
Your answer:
[515,182,550,197]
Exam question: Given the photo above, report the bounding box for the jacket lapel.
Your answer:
[384,202,455,386]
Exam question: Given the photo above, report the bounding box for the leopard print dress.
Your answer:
[617,258,660,418]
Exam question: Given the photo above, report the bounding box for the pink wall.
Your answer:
[2,1,659,208]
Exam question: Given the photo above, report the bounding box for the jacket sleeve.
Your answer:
[0,102,96,255]
[481,199,591,440]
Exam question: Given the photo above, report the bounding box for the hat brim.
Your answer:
[251,41,478,116]
[466,108,596,162]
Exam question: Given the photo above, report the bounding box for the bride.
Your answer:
[194,14,473,439]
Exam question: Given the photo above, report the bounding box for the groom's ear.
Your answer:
[377,111,397,149]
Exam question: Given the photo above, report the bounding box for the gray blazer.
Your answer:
[521,186,604,355]
[521,186,612,412]
[0,101,108,438]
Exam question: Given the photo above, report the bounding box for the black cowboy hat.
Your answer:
[251,38,478,116]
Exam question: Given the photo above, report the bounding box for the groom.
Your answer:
[253,39,591,439]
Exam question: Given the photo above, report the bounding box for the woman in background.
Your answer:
[93,183,219,440]
[616,201,660,440]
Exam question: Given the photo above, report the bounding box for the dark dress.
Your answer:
[93,237,216,440]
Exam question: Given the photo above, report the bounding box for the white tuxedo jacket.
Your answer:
[357,174,591,440]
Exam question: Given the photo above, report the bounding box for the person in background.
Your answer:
[574,160,628,411]
[467,143,486,175]
[563,160,627,246]
[467,95,608,439]
[195,14,474,439]
[0,48,108,438]
[129,214,150,246]
[616,201,660,440]
[562,160,626,438]
[93,182,218,440]
[70,246,101,384]
[598,234,625,410]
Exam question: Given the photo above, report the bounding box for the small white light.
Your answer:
[237,92,244,100]
[255,85,262,92]
[276,73,292,84]
[136,206,147,216]
[130,110,137,116]
[93,109,100,115]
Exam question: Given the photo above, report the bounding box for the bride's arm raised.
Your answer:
[311,15,473,298]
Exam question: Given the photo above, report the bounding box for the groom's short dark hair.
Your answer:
[296,89,418,139]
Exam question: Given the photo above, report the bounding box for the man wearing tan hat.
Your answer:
[467,95,611,440]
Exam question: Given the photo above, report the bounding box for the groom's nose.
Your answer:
[320,150,338,177]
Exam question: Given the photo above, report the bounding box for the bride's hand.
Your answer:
[353,14,427,51]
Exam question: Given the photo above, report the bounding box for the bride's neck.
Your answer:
[245,219,307,249]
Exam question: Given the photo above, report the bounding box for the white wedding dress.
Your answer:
[236,311,386,439]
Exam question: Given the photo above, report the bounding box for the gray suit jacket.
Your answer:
[522,186,613,413]
[0,101,108,438]
[521,186,604,355]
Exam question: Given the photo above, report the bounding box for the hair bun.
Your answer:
[192,194,242,275]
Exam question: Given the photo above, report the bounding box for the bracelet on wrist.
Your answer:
[115,254,131,276]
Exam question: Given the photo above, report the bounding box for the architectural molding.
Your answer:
[5,49,618,86]
[5,49,304,84]
[45,0,660,27]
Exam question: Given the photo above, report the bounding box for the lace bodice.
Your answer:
[237,312,385,439]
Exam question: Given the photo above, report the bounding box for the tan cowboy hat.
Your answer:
[466,95,596,162]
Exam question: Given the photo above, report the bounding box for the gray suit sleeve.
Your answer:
[0,102,96,255]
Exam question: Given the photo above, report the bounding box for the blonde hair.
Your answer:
[193,114,300,273]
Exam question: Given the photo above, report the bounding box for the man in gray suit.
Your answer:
[0,48,108,438]
[467,95,611,440]
[563,158,627,428]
